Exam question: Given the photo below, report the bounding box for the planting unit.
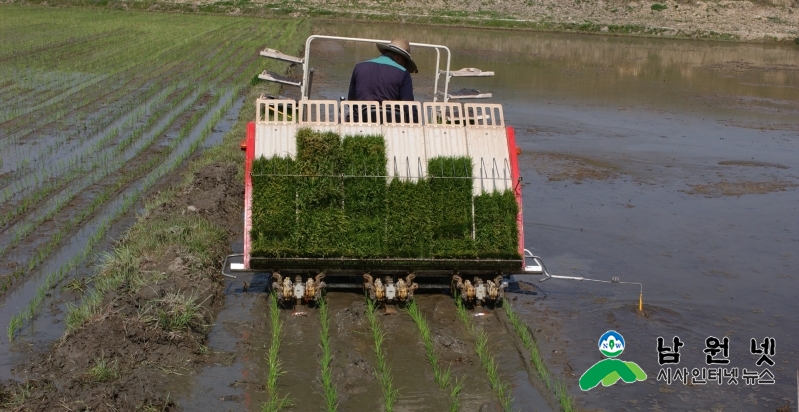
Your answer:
[238,36,543,307]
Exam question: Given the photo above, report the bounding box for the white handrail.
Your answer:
[301,35,452,102]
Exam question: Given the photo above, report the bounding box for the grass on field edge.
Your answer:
[8,0,794,43]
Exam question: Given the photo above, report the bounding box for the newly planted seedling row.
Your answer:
[407,301,464,412]
[455,298,513,411]
[3,16,290,287]
[365,301,400,412]
[503,300,577,412]
[262,294,292,412]
[7,83,243,336]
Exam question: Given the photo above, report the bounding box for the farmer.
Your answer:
[347,38,419,123]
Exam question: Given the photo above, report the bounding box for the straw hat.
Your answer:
[376,38,418,73]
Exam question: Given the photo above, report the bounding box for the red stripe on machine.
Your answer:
[243,121,255,270]
[505,126,525,266]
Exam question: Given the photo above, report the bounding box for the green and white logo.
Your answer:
[579,330,647,391]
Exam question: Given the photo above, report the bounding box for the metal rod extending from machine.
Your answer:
[527,250,644,312]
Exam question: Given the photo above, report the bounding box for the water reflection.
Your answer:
[314,22,799,111]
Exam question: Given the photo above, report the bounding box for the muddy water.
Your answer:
[184,288,539,411]
[307,23,799,410]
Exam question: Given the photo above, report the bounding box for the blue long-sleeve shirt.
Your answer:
[347,55,418,123]
[348,55,414,102]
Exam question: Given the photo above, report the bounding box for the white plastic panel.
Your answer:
[255,98,297,159]
[382,101,422,125]
[256,99,296,123]
[255,123,297,159]
[466,127,512,194]
[382,101,425,183]
[464,103,504,127]
[463,104,510,194]
[422,102,468,160]
[298,100,339,133]
[385,127,427,182]
[340,100,382,136]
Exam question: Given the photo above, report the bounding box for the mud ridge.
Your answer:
[0,164,243,410]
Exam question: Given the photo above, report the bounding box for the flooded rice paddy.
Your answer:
[0,7,299,383]
[2,8,798,411]
[296,22,799,410]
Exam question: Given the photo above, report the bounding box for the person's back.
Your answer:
[348,55,413,102]
[347,38,419,123]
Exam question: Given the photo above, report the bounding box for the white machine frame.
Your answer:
[260,35,494,102]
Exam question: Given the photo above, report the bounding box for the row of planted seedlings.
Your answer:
[0,31,171,145]
[56,82,266,335]
[406,301,465,412]
[0,75,214,253]
[0,84,204,259]
[1,17,272,196]
[502,300,577,412]
[7,4,292,304]
[455,298,513,411]
[0,21,257,198]
[6,16,269,154]
[0,84,175,217]
[7,81,245,337]
[0,33,237,205]
[365,300,400,412]
[262,293,292,412]
[0,16,246,158]
[0,70,100,115]
[1,20,277,305]
[0,22,278,253]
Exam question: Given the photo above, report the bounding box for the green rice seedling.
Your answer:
[63,277,90,293]
[385,178,433,257]
[340,135,387,257]
[503,299,577,412]
[317,299,338,412]
[293,128,347,255]
[474,190,520,259]
[365,300,399,412]
[555,380,577,412]
[406,300,451,389]
[449,376,464,412]
[251,154,297,257]
[454,296,512,411]
[502,300,549,385]
[247,129,518,261]
[427,156,476,258]
[262,293,292,412]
